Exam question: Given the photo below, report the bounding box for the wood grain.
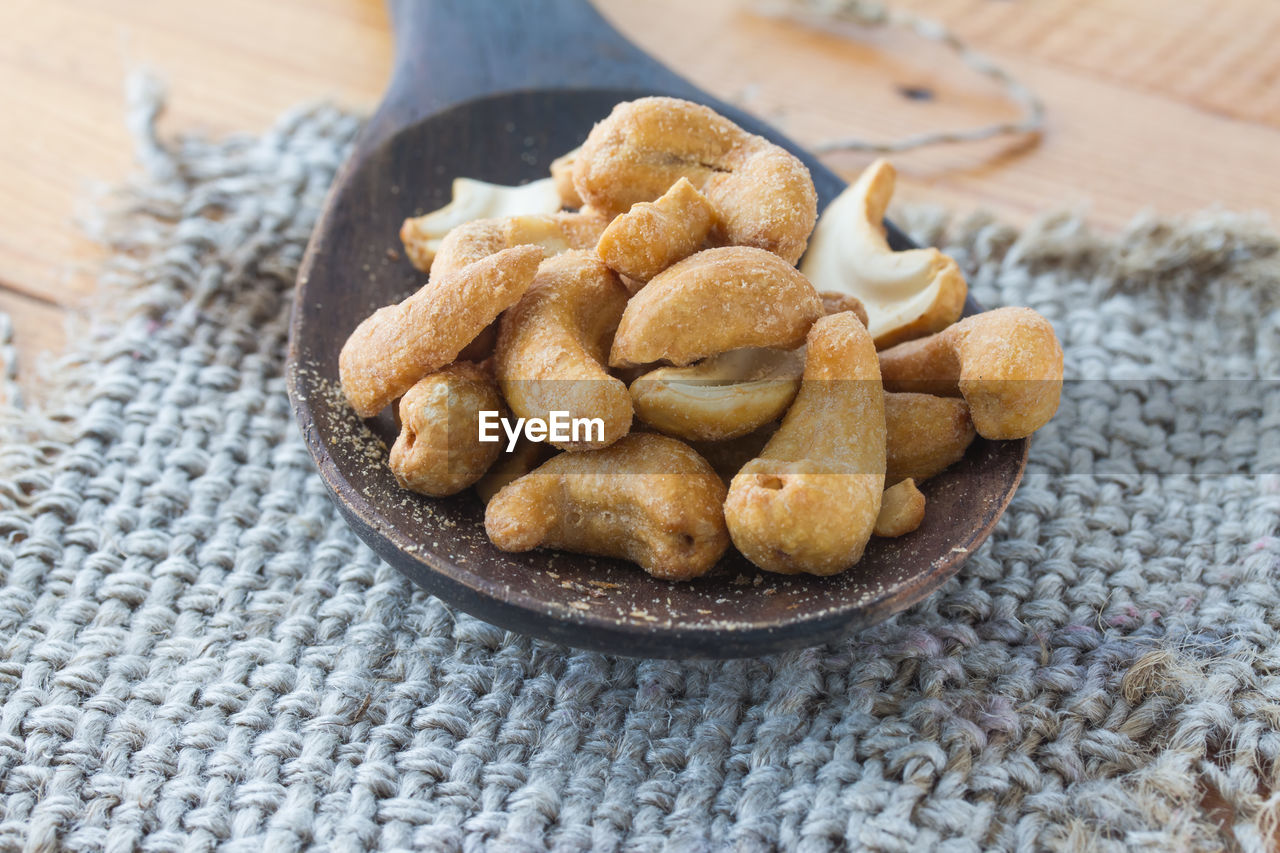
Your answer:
[2,0,1277,388]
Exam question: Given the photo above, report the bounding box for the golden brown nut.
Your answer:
[339,245,542,418]
[485,433,729,581]
[494,251,633,451]
[629,347,803,441]
[885,392,976,485]
[550,146,583,208]
[878,306,1064,440]
[431,210,609,280]
[819,291,869,327]
[428,218,508,280]
[388,362,504,497]
[609,247,824,368]
[474,439,555,505]
[688,423,778,484]
[596,177,716,283]
[724,312,886,575]
[399,177,561,273]
[456,321,499,362]
[572,97,817,263]
[800,159,966,349]
[873,478,926,538]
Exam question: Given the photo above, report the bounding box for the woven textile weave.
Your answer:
[1,84,1278,852]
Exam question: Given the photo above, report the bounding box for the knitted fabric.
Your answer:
[0,85,1278,853]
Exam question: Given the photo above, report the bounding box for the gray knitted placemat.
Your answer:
[1,83,1278,853]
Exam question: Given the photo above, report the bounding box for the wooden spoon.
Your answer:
[286,0,1027,658]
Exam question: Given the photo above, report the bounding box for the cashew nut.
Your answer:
[688,423,778,484]
[388,362,504,497]
[609,247,824,368]
[474,438,555,505]
[494,251,633,451]
[431,210,610,281]
[485,432,729,581]
[340,245,542,418]
[885,392,976,485]
[800,159,967,349]
[879,306,1064,440]
[873,478,926,538]
[573,97,817,264]
[819,291,869,328]
[724,312,886,575]
[596,177,717,283]
[400,177,561,273]
[550,146,583,209]
[629,347,803,441]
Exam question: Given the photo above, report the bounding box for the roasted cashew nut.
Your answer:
[400,177,561,273]
[389,362,504,497]
[431,210,609,281]
[494,251,633,451]
[609,246,824,368]
[878,306,1064,440]
[474,438,555,505]
[629,347,803,441]
[873,478,926,538]
[485,432,729,581]
[340,245,542,418]
[800,159,967,349]
[596,177,717,283]
[724,312,886,575]
[688,423,778,484]
[885,392,976,485]
[573,97,818,264]
[819,291,869,328]
[550,146,583,209]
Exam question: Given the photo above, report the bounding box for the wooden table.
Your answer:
[3,0,1279,402]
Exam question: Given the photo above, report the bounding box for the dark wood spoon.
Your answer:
[286,0,1027,658]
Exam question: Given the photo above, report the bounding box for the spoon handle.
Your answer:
[358,0,705,155]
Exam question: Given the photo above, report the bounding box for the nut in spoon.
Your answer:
[286,0,1028,658]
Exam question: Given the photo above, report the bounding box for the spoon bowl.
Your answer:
[287,2,1027,658]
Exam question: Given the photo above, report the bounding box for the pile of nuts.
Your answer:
[339,97,1064,581]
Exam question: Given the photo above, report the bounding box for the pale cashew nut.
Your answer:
[494,251,633,451]
[573,97,818,263]
[506,212,611,259]
[629,347,803,441]
[596,177,717,283]
[340,245,542,417]
[431,209,610,281]
[400,177,561,273]
[389,362,504,497]
[724,312,886,575]
[800,159,967,349]
[879,306,1064,440]
[485,432,729,581]
[873,478,926,538]
[885,392,976,485]
[609,247,824,368]
[550,146,583,209]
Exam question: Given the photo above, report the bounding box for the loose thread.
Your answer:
[753,0,1045,154]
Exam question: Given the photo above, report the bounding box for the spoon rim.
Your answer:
[286,86,1029,658]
